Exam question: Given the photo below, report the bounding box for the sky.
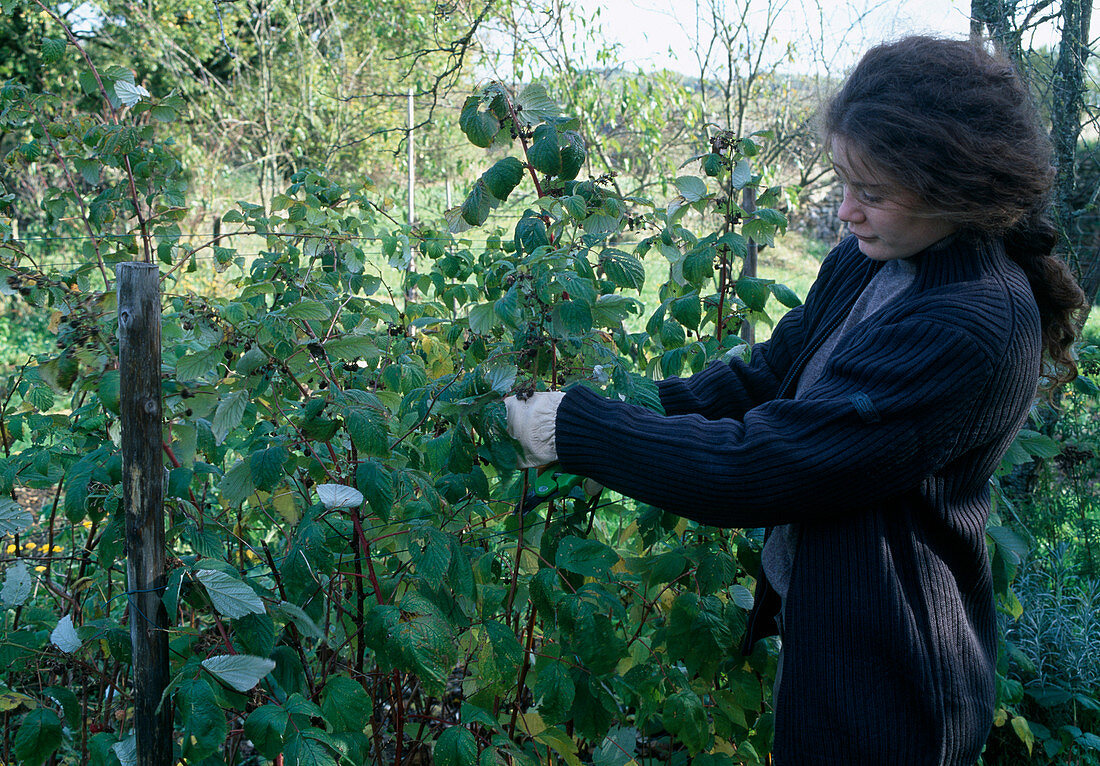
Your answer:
[536,0,1063,77]
[595,0,972,71]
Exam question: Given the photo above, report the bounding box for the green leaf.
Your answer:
[13,708,62,766]
[729,159,752,189]
[283,729,339,766]
[682,247,714,286]
[321,676,372,732]
[220,458,255,506]
[434,726,478,766]
[663,689,710,754]
[553,300,593,337]
[26,386,54,411]
[271,600,324,640]
[558,131,586,181]
[556,536,619,578]
[98,369,121,414]
[287,300,332,321]
[2,560,32,607]
[40,38,66,64]
[0,498,33,536]
[468,303,500,335]
[1011,715,1035,756]
[593,726,638,766]
[670,295,702,331]
[533,660,575,724]
[460,96,500,148]
[355,459,393,520]
[244,704,289,759]
[460,180,493,227]
[768,283,802,308]
[514,214,549,254]
[482,157,526,201]
[178,678,226,761]
[599,249,645,290]
[735,277,772,312]
[212,389,249,444]
[563,194,588,221]
[202,654,277,692]
[42,686,80,729]
[196,569,266,619]
[528,124,562,176]
[345,410,389,457]
[675,176,708,202]
[176,348,223,380]
[250,445,288,491]
[515,83,560,126]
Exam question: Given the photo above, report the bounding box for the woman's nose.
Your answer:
[837,186,864,223]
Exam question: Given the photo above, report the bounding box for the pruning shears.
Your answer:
[517,467,589,515]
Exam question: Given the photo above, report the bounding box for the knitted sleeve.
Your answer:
[556,317,1002,527]
[657,305,805,420]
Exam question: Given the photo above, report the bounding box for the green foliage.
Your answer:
[4,8,1092,765]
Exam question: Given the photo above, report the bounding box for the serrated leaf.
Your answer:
[556,536,618,577]
[40,38,66,64]
[460,181,492,227]
[2,560,32,607]
[515,84,560,126]
[663,690,710,754]
[768,283,802,308]
[317,483,364,509]
[435,726,478,766]
[26,386,54,411]
[564,194,588,221]
[13,708,62,766]
[321,676,372,732]
[178,678,226,760]
[111,733,137,766]
[202,654,277,692]
[533,661,574,723]
[114,80,150,107]
[50,615,81,653]
[674,176,708,202]
[356,459,393,520]
[459,96,500,148]
[287,300,332,321]
[730,158,753,189]
[245,704,289,759]
[212,388,249,444]
[175,347,223,380]
[196,569,266,619]
[271,600,324,639]
[593,726,638,766]
[735,277,772,312]
[284,730,339,766]
[467,302,500,335]
[220,458,255,506]
[558,130,586,181]
[250,445,288,491]
[670,294,702,331]
[345,410,389,457]
[600,249,645,290]
[0,498,33,536]
[528,124,561,176]
[482,157,526,201]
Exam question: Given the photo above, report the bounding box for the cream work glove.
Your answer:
[504,391,566,468]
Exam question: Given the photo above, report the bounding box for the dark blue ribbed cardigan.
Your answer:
[555,234,1041,765]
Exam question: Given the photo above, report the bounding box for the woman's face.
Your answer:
[832,139,958,261]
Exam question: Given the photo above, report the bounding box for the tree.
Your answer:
[972,0,1100,319]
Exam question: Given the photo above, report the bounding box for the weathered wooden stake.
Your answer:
[117,262,172,766]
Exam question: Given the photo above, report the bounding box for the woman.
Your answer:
[505,37,1088,764]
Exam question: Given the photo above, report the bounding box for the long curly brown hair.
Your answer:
[823,36,1088,387]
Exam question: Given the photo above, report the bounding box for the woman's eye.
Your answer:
[857,189,882,204]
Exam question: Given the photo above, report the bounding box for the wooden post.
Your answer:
[117,262,172,766]
[740,186,759,345]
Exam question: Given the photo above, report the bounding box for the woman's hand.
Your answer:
[504,391,566,468]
